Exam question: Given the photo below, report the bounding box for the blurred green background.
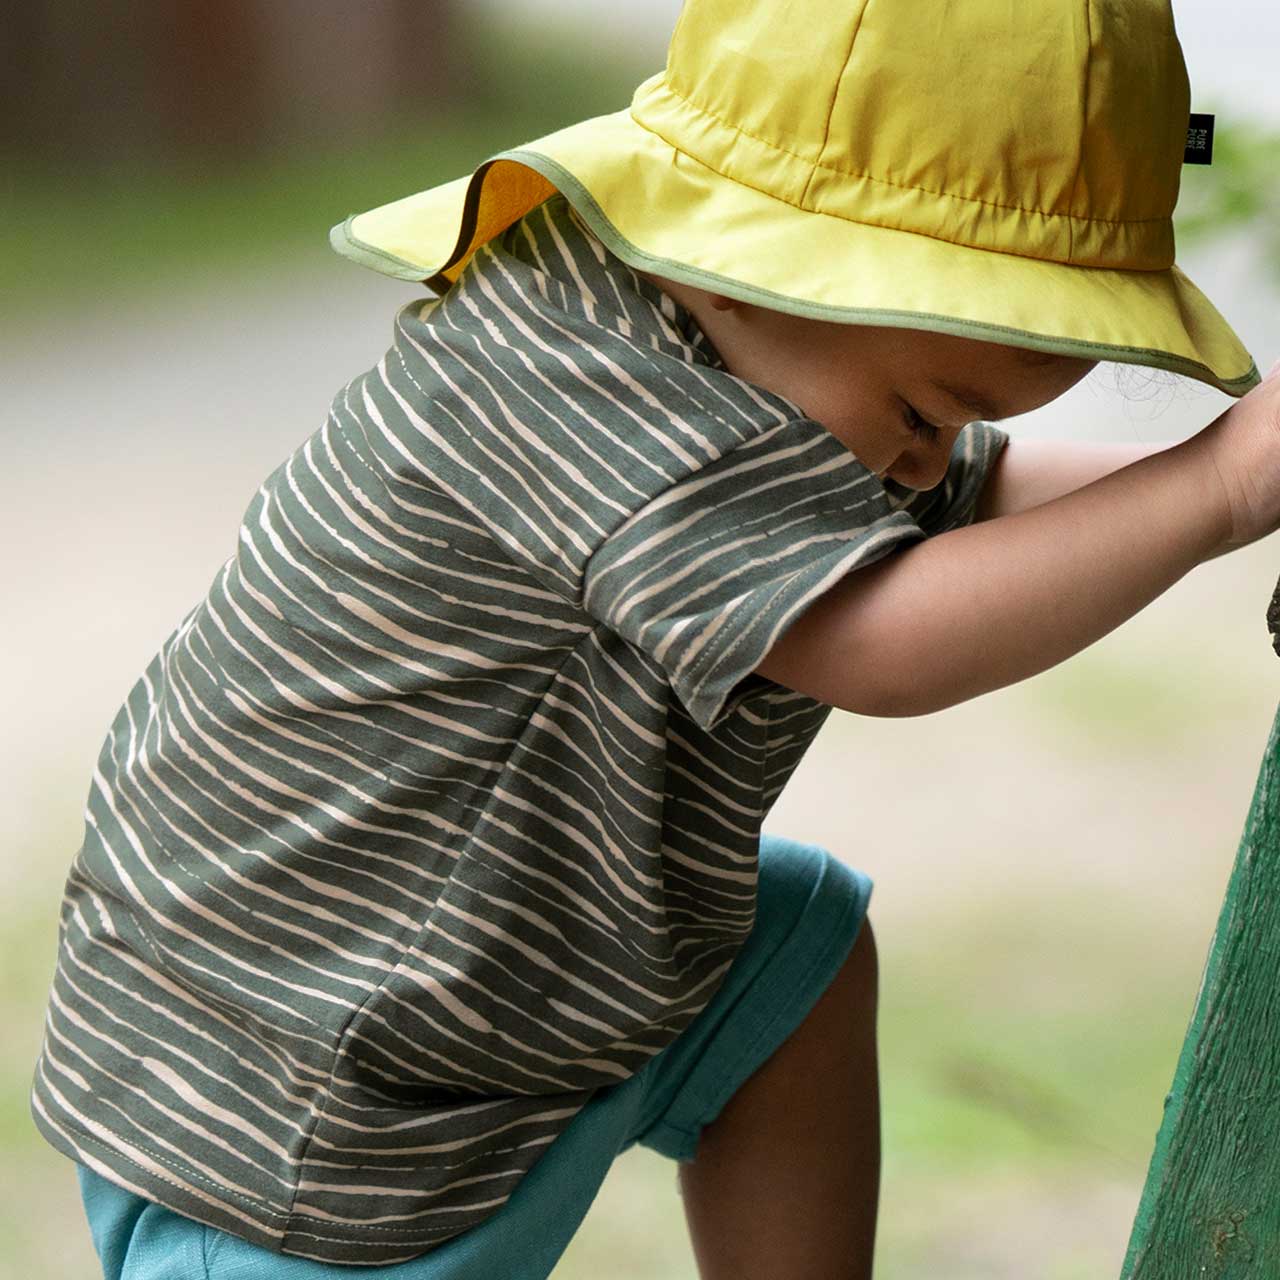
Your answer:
[5,2,1280,1276]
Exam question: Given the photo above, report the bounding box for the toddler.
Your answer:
[33,0,1279,1277]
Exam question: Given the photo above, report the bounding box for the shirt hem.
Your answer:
[31,1094,468,1265]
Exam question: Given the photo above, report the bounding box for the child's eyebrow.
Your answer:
[932,380,1006,423]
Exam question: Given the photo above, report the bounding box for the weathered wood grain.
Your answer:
[1119,704,1280,1277]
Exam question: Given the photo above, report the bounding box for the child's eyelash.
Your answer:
[903,405,941,444]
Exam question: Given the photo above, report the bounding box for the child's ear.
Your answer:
[707,292,742,313]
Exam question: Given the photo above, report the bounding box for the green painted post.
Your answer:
[1118,697,1280,1277]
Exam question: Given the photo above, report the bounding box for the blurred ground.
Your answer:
[5,147,1280,1280]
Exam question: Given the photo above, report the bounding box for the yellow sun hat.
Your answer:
[330,0,1260,398]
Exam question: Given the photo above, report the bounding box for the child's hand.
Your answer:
[1196,360,1280,553]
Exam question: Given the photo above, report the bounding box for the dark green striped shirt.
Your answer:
[31,192,1008,1264]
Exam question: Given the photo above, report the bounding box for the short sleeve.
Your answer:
[581,417,930,733]
[882,420,1010,536]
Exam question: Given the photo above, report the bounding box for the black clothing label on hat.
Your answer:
[1185,113,1215,164]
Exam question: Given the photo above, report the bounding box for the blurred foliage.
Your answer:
[3,7,654,317]
[7,16,1280,319]
[1175,110,1280,276]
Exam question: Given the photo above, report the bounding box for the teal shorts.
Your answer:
[75,831,872,1280]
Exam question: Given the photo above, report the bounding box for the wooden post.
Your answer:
[1119,680,1280,1273]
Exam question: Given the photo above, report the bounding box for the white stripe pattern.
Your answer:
[31,192,1008,1263]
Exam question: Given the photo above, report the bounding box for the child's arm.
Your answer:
[756,373,1280,718]
[974,439,1168,521]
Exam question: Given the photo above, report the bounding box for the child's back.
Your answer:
[32,193,1006,1264]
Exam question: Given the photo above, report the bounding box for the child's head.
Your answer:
[638,269,1094,489]
[333,0,1259,402]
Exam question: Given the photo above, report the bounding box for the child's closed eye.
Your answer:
[902,404,941,445]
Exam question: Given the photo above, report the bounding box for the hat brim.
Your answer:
[332,103,1260,398]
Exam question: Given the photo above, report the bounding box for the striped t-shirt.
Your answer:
[31,192,1009,1264]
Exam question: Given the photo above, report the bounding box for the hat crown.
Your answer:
[632,0,1190,270]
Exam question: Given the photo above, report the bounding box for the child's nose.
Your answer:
[896,446,951,492]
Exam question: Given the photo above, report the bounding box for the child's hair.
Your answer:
[1010,345,1192,423]
[1108,363,1209,419]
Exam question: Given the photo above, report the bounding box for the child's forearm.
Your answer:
[758,434,1233,717]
